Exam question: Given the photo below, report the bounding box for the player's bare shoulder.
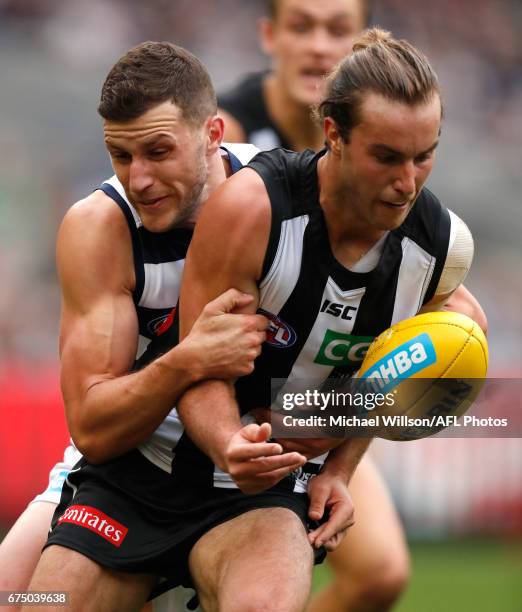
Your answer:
[59,188,131,247]
[205,166,270,230]
[196,167,271,280]
[57,187,135,299]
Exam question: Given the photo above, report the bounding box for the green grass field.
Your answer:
[312,538,522,612]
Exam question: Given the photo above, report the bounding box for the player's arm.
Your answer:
[218,108,248,143]
[177,169,306,491]
[419,211,487,333]
[59,192,263,464]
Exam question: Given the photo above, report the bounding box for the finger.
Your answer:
[253,314,269,330]
[323,531,346,552]
[252,421,272,442]
[239,462,307,493]
[308,484,329,521]
[207,289,254,315]
[245,452,307,474]
[228,441,283,462]
[313,515,355,548]
[239,423,272,444]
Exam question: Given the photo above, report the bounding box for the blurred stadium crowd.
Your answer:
[0,0,521,535]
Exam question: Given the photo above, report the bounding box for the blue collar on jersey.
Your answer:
[220,146,243,174]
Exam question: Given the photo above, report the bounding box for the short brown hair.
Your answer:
[98,41,217,125]
[318,28,441,141]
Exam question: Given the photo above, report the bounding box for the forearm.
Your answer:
[177,379,242,470]
[65,342,198,463]
[321,437,372,484]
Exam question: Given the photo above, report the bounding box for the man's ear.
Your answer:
[206,115,224,153]
[324,117,343,156]
[259,17,276,55]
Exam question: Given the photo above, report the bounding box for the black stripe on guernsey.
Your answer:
[250,149,322,280]
[236,219,331,412]
[99,183,145,305]
[138,228,192,265]
[423,205,451,304]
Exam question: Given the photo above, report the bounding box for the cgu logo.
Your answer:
[258,309,297,348]
[320,299,358,321]
[314,329,374,366]
[362,333,436,393]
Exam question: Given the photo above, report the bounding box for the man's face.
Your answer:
[265,0,364,106]
[335,92,442,232]
[104,101,208,233]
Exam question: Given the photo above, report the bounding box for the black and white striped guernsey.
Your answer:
[140,147,455,491]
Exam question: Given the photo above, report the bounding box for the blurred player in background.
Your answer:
[219,2,486,611]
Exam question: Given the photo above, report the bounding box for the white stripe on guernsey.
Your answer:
[259,215,309,313]
[271,280,366,402]
[140,260,185,309]
[390,237,435,324]
[222,142,260,165]
[138,409,185,474]
[103,175,142,228]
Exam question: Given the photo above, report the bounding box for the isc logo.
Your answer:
[314,329,374,366]
[320,299,358,321]
[362,333,437,392]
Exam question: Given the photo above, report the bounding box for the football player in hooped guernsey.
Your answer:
[174,29,478,611]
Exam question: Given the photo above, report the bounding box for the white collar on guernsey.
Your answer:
[348,232,389,273]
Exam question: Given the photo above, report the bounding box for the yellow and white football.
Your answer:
[356,311,488,440]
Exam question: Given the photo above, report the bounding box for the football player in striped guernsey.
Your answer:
[165,28,483,612]
[219,3,486,610]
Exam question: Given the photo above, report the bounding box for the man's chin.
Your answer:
[140,214,178,233]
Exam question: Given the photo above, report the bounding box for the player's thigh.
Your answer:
[189,507,313,612]
[27,544,156,612]
[328,455,410,579]
[0,501,56,595]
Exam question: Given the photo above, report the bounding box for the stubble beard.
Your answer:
[170,149,209,229]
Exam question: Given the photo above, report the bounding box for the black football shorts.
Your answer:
[45,449,325,597]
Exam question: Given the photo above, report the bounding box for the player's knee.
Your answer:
[219,581,307,612]
[339,556,410,610]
